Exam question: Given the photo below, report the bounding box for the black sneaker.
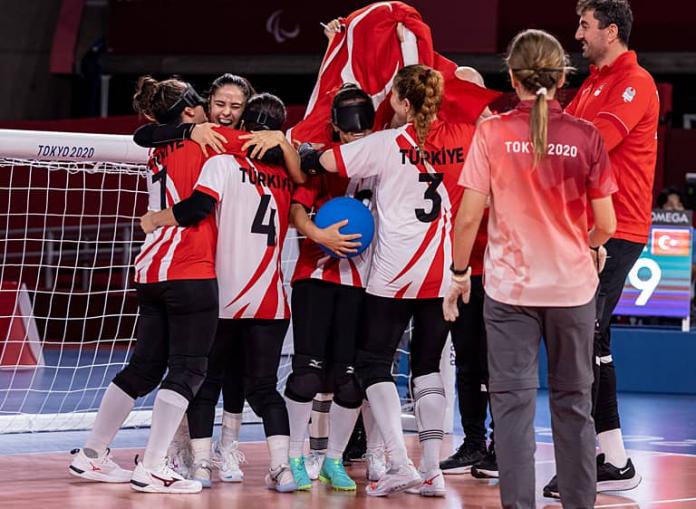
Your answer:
[543,454,603,498]
[471,445,498,479]
[597,457,642,493]
[542,475,559,499]
[439,441,486,474]
[342,415,366,464]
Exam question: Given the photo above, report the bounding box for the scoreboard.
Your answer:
[614,210,692,325]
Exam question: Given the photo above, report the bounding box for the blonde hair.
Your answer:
[506,29,572,165]
[393,64,444,148]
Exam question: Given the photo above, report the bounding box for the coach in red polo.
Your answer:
[543,0,659,500]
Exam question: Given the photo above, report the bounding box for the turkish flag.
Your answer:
[651,228,691,256]
[287,1,500,145]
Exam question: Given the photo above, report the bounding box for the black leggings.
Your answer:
[113,279,218,402]
[285,279,364,409]
[187,318,290,438]
[450,276,492,447]
[355,294,450,390]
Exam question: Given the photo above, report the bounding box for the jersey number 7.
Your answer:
[415,173,443,223]
[252,194,277,246]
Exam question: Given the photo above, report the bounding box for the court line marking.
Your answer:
[596,498,696,507]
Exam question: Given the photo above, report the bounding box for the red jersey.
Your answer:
[566,51,659,244]
[291,171,376,287]
[334,120,476,299]
[461,100,617,306]
[195,154,292,320]
[134,141,216,284]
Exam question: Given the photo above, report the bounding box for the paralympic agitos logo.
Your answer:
[266,10,300,43]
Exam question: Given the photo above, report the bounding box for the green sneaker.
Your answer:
[319,456,356,491]
[289,456,312,490]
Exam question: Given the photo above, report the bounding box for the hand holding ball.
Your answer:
[314,197,374,258]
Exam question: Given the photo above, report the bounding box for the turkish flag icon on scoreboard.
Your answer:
[651,228,691,256]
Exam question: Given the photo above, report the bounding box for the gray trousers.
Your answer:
[484,295,596,509]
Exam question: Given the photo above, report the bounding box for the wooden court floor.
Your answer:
[1,436,695,508]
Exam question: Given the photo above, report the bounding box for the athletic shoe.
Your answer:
[439,441,486,475]
[406,468,447,497]
[68,448,132,483]
[305,450,325,480]
[190,459,213,489]
[319,456,357,491]
[289,456,312,490]
[365,447,388,481]
[366,461,422,497]
[343,417,367,463]
[597,457,642,493]
[542,475,560,499]
[166,441,192,479]
[130,458,202,493]
[471,446,498,479]
[213,440,245,483]
[265,464,297,493]
[543,454,606,498]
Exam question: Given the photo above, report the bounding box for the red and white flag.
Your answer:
[287,1,501,145]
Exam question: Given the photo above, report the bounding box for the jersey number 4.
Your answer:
[415,173,443,223]
[252,195,277,246]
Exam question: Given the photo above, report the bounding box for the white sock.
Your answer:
[365,382,409,468]
[286,398,313,458]
[142,389,189,470]
[413,373,446,472]
[362,399,384,451]
[598,428,628,467]
[267,434,290,469]
[85,383,134,455]
[309,393,332,453]
[221,411,242,447]
[191,437,212,464]
[326,403,361,459]
[171,415,190,448]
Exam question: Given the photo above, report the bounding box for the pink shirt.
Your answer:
[460,100,617,307]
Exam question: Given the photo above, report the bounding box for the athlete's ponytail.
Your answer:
[506,29,572,165]
[393,64,444,148]
[132,76,187,122]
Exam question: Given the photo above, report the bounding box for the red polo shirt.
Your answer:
[566,50,659,244]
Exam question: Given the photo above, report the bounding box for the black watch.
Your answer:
[450,263,470,276]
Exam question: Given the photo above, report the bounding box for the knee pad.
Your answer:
[161,355,209,402]
[113,359,167,399]
[355,349,393,390]
[285,354,325,403]
[245,375,284,417]
[332,364,363,409]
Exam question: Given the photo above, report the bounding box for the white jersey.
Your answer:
[333,120,476,299]
[195,154,293,319]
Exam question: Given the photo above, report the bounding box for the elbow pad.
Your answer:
[172,191,217,226]
[298,143,327,175]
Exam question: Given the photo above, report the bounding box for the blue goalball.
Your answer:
[314,197,375,258]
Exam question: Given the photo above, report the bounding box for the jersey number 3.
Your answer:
[415,173,443,223]
[252,194,277,246]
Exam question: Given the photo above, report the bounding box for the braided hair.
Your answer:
[393,64,444,148]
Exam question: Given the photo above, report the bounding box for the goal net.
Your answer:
[0,128,453,435]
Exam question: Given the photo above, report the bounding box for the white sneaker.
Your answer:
[406,468,447,497]
[69,448,132,483]
[166,441,192,479]
[213,440,245,482]
[365,447,388,482]
[366,461,422,497]
[305,450,325,481]
[130,458,202,494]
[190,459,213,488]
[265,464,297,493]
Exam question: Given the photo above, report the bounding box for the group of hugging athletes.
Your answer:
[66,1,658,507]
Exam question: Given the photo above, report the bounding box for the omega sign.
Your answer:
[266,10,300,43]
